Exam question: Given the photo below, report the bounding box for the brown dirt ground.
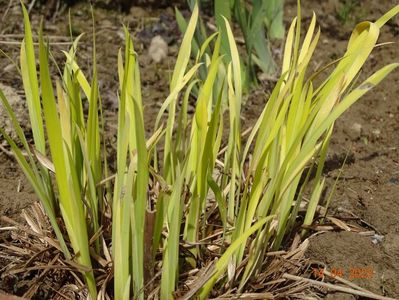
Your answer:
[0,0,398,299]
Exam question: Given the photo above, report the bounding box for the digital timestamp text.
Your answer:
[312,266,374,280]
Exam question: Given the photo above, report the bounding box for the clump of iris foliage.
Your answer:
[0,2,398,299]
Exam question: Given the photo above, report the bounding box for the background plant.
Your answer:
[336,0,360,24]
[0,2,398,300]
[180,0,285,91]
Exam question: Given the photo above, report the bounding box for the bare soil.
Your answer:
[0,0,398,298]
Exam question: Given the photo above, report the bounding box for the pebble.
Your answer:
[129,6,148,19]
[344,122,362,140]
[371,234,384,245]
[371,128,381,137]
[148,35,168,63]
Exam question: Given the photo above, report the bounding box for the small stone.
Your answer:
[129,6,148,19]
[371,234,384,245]
[101,19,113,29]
[148,35,168,63]
[371,128,381,137]
[344,122,362,140]
[351,122,362,135]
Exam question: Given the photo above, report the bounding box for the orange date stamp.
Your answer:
[312,266,374,280]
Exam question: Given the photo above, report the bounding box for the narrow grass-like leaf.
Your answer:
[20,3,45,154]
[160,164,186,299]
[163,3,199,182]
[38,25,96,298]
[130,58,149,300]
